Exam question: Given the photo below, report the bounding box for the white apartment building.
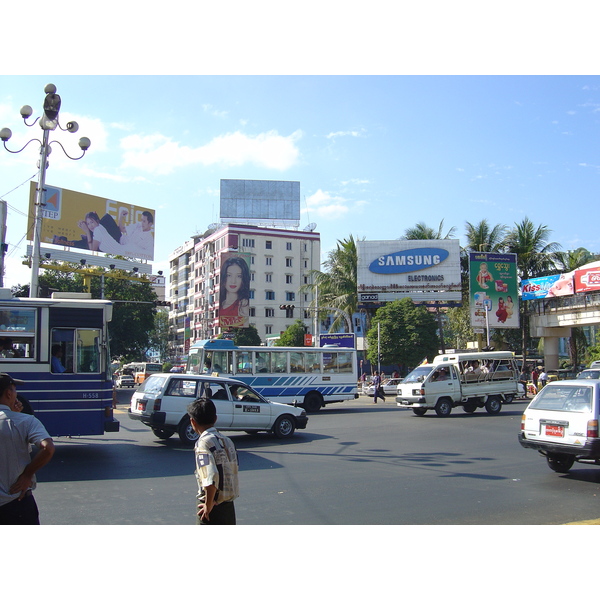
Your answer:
[168,223,320,360]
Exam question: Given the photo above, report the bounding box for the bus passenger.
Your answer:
[51,345,66,373]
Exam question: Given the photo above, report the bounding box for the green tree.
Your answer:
[149,310,171,362]
[464,219,508,253]
[275,320,307,347]
[233,325,262,346]
[402,219,456,240]
[301,234,359,332]
[366,298,439,371]
[504,217,562,359]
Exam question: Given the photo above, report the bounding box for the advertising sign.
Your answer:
[357,240,462,303]
[521,273,575,300]
[28,183,155,261]
[574,265,600,293]
[319,333,356,348]
[218,252,252,328]
[469,252,519,329]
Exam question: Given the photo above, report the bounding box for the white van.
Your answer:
[519,380,600,473]
[396,351,520,417]
[129,373,308,444]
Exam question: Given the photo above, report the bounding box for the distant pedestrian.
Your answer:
[187,399,239,525]
[532,368,539,388]
[371,371,385,403]
[539,368,548,388]
[0,373,55,525]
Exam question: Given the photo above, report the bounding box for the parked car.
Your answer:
[128,373,308,444]
[519,380,600,473]
[117,375,135,388]
[365,377,404,396]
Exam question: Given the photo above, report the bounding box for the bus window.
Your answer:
[272,352,287,373]
[255,351,271,373]
[323,352,336,372]
[51,329,75,373]
[236,351,252,374]
[336,352,353,373]
[77,329,101,373]
[211,350,232,375]
[188,350,201,374]
[290,351,304,373]
[305,352,320,373]
[0,307,36,360]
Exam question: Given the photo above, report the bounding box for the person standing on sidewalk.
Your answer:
[0,373,55,525]
[187,398,239,525]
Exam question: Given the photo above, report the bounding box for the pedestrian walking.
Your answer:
[372,371,385,403]
[0,373,55,525]
[187,399,239,525]
[539,368,548,388]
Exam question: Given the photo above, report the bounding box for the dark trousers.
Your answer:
[197,501,236,525]
[0,492,40,525]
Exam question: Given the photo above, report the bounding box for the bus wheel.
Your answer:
[178,416,199,445]
[273,415,295,439]
[152,428,174,439]
[303,392,323,413]
[484,396,502,415]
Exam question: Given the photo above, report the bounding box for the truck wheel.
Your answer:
[412,408,427,416]
[484,396,502,414]
[462,403,477,413]
[434,398,452,417]
[546,453,575,473]
[503,394,514,404]
[178,416,199,445]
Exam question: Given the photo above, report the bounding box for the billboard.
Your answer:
[220,179,300,225]
[319,333,356,348]
[357,240,462,303]
[574,264,600,293]
[28,183,155,261]
[469,252,519,329]
[218,252,252,328]
[521,273,575,300]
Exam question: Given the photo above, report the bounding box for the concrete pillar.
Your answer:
[543,335,560,370]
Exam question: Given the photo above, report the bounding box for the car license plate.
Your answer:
[544,424,564,437]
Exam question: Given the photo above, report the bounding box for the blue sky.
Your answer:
[2,75,599,291]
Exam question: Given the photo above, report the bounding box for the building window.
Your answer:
[286,274,293,284]
[266,291,275,300]
[286,292,295,302]
[265,308,274,317]
[249,308,256,317]
[286,258,293,268]
[266,241,272,249]
[242,238,255,248]
[265,325,272,335]
[265,273,272,283]
[266,257,272,266]
[286,242,292,251]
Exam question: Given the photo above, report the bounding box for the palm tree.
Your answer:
[401,219,456,240]
[300,235,360,332]
[552,247,597,273]
[464,219,508,252]
[504,217,562,360]
[504,217,561,280]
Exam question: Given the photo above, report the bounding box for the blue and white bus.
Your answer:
[0,289,119,436]
[186,338,358,412]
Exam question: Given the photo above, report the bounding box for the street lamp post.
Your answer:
[0,83,91,297]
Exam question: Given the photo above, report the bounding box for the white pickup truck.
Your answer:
[396,351,521,417]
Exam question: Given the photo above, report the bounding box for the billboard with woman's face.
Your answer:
[218,252,251,328]
[28,183,155,261]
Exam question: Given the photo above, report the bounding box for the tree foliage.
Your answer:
[275,320,307,347]
[233,326,262,346]
[366,298,439,370]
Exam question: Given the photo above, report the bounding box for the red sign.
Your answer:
[575,266,600,293]
[304,334,313,346]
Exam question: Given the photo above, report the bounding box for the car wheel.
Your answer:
[412,408,427,416]
[546,453,575,473]
[273,415,295,439]
[303,392,322,413]
[178,416,199,445]
[152,428,174,440]
[484,396,502,414]
[434,398,452,417]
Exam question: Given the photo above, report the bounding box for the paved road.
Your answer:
[32,389,600,525]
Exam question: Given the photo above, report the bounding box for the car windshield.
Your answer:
[403,366,433,383]
[528,384,593,413]
[137,375,167,394]
[577,370,600,379]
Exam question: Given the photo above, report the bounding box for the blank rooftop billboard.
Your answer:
[220,179,300,225]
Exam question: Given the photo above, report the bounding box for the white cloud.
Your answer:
[120,129,303,175]
[326,129,365,139]
[304,189,351,218]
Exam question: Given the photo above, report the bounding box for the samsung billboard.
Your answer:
[357,240,462,303]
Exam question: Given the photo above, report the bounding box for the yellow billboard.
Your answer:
[28,183,155,261]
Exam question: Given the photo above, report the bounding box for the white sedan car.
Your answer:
[117,375,135,388]
[365,377,404,396]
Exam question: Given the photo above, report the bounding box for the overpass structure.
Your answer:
[529,291,600,369]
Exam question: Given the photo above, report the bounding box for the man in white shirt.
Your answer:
[118,210,154,260]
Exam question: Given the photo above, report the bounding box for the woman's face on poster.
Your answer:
[225,263,243,294]
[86,216,99,231]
